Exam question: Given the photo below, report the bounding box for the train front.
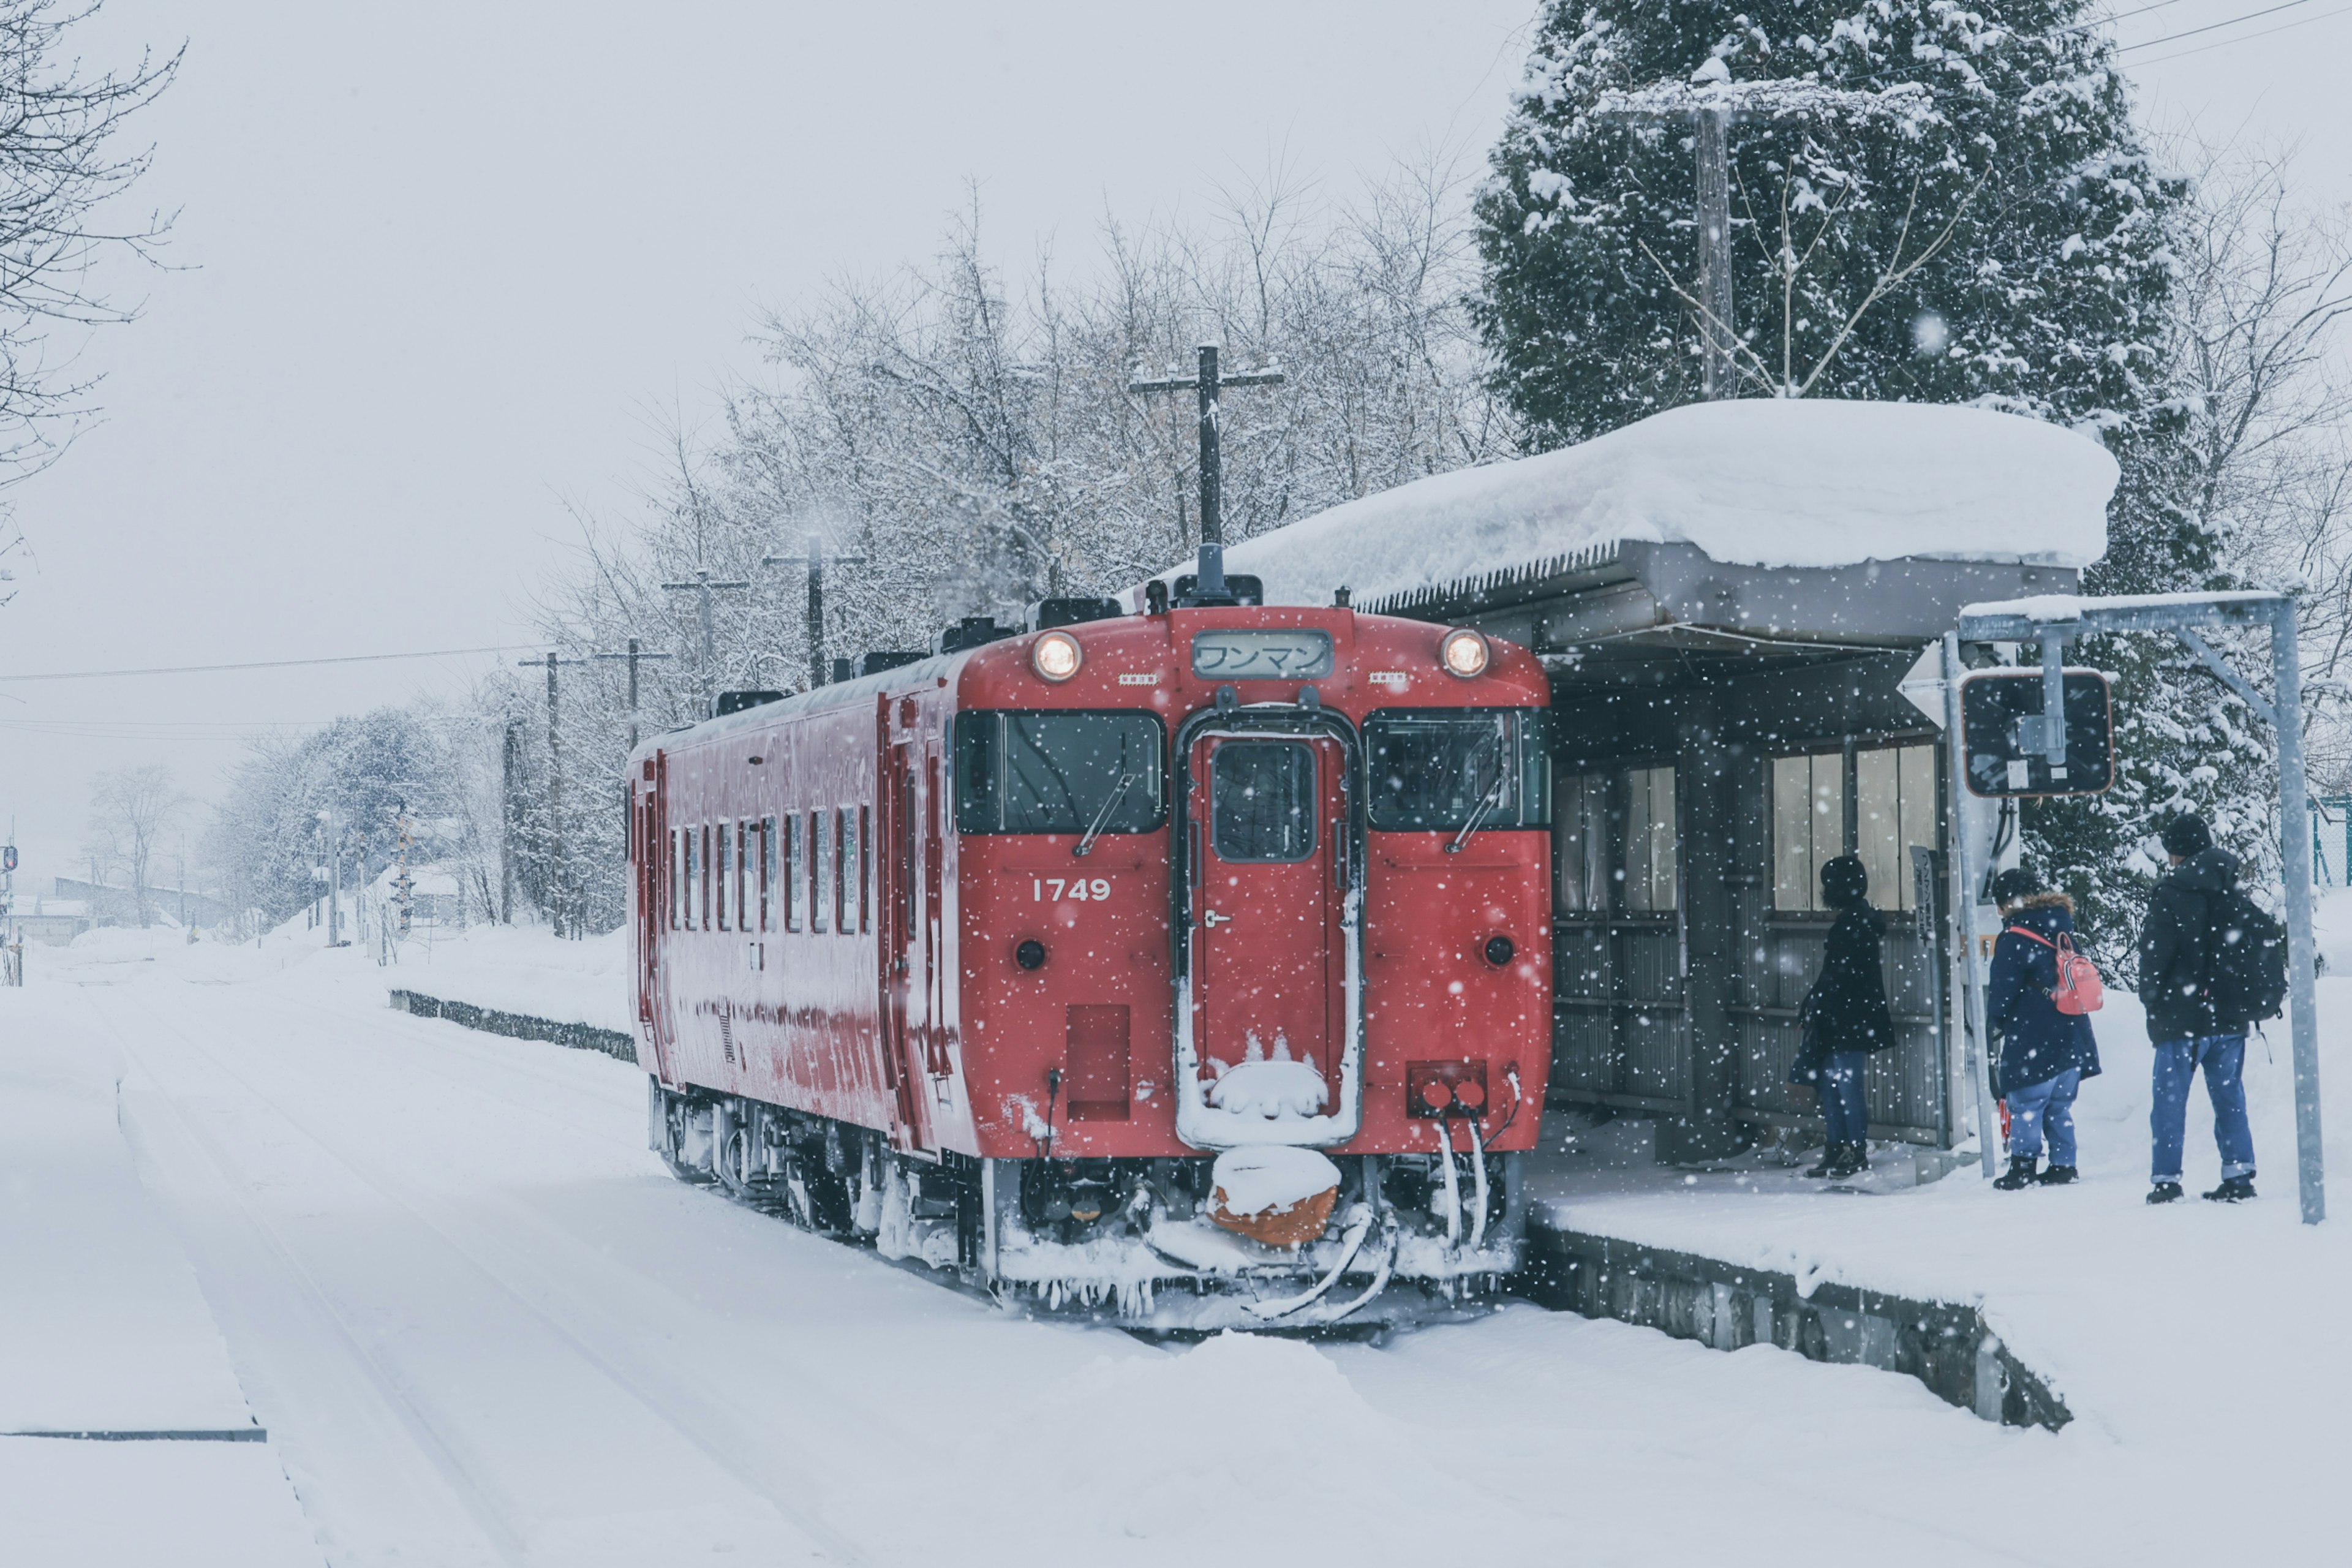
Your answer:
[954,585,1552,1328]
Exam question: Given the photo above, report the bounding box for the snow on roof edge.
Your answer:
[1146,400,2117,611]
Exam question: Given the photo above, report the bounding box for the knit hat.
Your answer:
[1819,854,1869,909]
[2160,814,2214,858]
[1991,867,2043,909]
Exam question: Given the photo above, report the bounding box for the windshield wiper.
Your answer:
[1074,771,1137,858]
[1445,729,1510,856]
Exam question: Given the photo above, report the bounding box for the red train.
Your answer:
[627,564,1553,1327]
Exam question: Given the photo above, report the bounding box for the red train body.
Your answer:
[628,594,1553,1325]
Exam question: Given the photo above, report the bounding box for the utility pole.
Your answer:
[762,535,868,688]
[1594,61,1902,401]
[318,805,342,947]
[1130,345,1284,594]
[500,720,518,925]
[591,638,674,750]
[519,654,587,937]
[658,568,752,716]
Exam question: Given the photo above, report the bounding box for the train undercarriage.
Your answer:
[649,1080,1529,1332]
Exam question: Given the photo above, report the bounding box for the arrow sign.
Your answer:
[1898,644,1945,726]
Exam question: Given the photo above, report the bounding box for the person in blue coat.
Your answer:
[1986,868,2103,1188]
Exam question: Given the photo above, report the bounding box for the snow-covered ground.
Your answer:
[375,921,633,1034]
[4,919,2348,1564]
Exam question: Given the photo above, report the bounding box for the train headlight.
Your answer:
[1439,627,1490,679]
[1032,630,1083,682]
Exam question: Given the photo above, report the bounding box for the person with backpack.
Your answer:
[1986,869,2103,1189]
[1789,854,1897,1180]
[2137,813,2280,1204]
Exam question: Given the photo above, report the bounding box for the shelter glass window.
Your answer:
[1858,744,1937,913]
[1622,765,1678,913]
[1773,753,1847,913]
[1555,772,1607,913]
[953,711,1165,835]
[1210,740,1316,862]
[811,812,830,933]
[1365,709,1552,831]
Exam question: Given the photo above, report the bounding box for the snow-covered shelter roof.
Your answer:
[1167,400,2116,614]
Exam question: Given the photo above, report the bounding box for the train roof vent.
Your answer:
[859,650,928,676]
[935,616,1016,654]
[714,690,786,716]
[1030,596,1125,631]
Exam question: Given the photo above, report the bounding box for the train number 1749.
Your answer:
[1033,878,1112,902]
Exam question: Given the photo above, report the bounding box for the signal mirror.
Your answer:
[1960,669,2116,797]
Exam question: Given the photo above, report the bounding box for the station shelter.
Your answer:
[1205,399,2119,1160]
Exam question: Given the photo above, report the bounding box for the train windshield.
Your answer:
[1364,709,1553,832]
[955,711,1167,835]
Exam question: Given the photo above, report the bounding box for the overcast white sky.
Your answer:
[0,0,2345,884]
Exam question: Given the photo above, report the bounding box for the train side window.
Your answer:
[716,821,731,930]
[733,819,748,931]
[785,814,802,931]
[669,827,684,929]
[684,826,700,930]
[811,811,831,933]
[832,809,848,933]
[759,815,777,933]
[857,804,870,933]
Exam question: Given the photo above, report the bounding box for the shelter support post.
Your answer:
[1942,633,2003,1178]
[2271,603,2326,1224]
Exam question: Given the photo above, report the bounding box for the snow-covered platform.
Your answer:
[0,962,322,1566]
[1521,985,2352,1452]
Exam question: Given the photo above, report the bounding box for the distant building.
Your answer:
[6,894,90,945]
[48,876,237,930]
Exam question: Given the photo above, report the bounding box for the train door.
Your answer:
[881,709,936,1152]
[638,753,674,1083]
[1186,731,1349,1108]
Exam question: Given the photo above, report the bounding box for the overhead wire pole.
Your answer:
[1129,345,1285,591]
[1594,64,1920,400]
[592,638,674,750]
[762,533,868,689]
[658,568,752,717]
[519,653,588,937]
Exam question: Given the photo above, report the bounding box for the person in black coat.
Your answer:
[1986,869,2102,1189]
[2136,813,2258,1204]
[1790,854,1896,1179]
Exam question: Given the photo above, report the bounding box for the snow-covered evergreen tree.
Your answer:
[1472,0,2260,967]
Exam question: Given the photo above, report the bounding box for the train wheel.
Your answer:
[656,1090,717,1186]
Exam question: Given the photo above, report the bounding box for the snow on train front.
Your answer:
[631,576,1552,1330]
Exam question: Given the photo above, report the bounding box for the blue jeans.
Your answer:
[2006,1068,2081,1166]
[2150,1035,2256,1184]
[1821,1052,1870,1144]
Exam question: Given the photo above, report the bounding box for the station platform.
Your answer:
[0,990,322,1567]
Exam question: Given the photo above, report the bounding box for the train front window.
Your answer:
[1365,709,1553,831]
[954,711,1166,835]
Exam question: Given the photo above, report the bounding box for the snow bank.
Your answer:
[1162,399,2117,608]
[379,922,633,1034]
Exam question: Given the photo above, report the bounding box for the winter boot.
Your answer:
[2146,1181,2185,1205]
[2036,1164,2079,1186]
[1993,1156,2040,1191]
[1836,1142,1871,1178]
[1804,1142,1849,1179]
[2203,1175,2257,1202]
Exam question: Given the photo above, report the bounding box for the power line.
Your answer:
[2129,0,2352,56]
[2117,0,2320,50]
[0,643,541,684]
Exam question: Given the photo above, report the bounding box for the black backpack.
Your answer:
[2205,886,2288,1025]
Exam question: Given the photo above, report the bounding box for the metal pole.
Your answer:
[1942,633,2001,1177]
[626,638,641,752]
[1695,106,1735,401]
[807,533,826,689]
[500,720,517,925]
[545,652,566,940]
[697,574,716,715]
[327,805,341,947]
[1196,345,1221,547]
[2272,602,2326,1223]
